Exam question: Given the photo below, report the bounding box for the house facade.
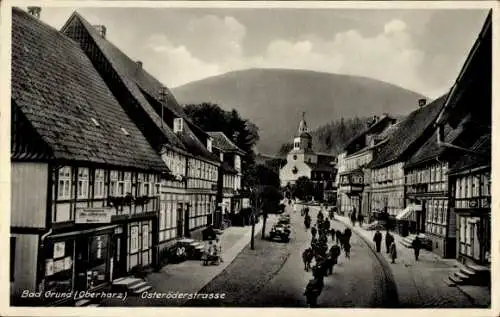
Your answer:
[10,8,169,304]
[280,113,336,201]
[61,12,221,251]
[207,132,246,227]
[336,115,397,219]
[436,11,491,266]
[369,96,447,232]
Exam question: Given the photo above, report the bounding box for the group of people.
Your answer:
[301,206,352,307]
[349,209,364,227]
[372,229,423,264]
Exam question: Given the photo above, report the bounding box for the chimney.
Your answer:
[93,25,107,39]
[27,7,41,18]
[418,98,427,108]
[136,61,143,71]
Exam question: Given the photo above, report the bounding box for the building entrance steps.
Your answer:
[303,204,490,308]
[100,216,268,306]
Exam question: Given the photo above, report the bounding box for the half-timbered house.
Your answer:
[61,12,221,249]
[10,8,169,304]
[368,95,447,235]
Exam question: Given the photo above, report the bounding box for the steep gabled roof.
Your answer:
[11,8,167,172]
[448,133,491,174]
[369,95,447,169]
[62,12,219,164]
[404,121,464,169]
[207,131,245,155]
[343,115,397,153]
[436,10,492,127]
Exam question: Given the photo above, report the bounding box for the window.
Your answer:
[173,118,183,133]
[110,171,118,196]
[94,169,105,198]
[58,167,72,200]
[10,237,15,281]
[130,226,139,253]
[77,168,89,199]
[207,138,212,152]
[117,172,125,197]
[142,225,149,249]
[137,173,143,196]
[155,175,161,195]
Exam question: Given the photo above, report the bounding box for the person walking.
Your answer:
[304,277,323,308]
[311,225,318,239]
[343,240,351,259]
[389,240,397,264]
[412,236,422,261]
[327,244,341,275]
[373,230,382,253]
[385,231,394,254]
[350,210,356,226]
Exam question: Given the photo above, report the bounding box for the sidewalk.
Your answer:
[333,213,491,308]
[101,216,267,306]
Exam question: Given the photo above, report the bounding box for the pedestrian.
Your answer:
[311,225,317,239]
[385,231,394,254]
[327,244,341,275]
[304,277,323,308]
[215,237,224,262]
[302,248,314,272]
[343,228,352,245]
[335,229,343,246]
[329,228,336,242]
[373,230,382,253]
[389,241,397,264]
[343,240,351,259]
[350,209,357,226]
[304,214,311,229]
[412,236,422,261]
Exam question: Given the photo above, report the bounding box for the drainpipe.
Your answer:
[436,124,488,157]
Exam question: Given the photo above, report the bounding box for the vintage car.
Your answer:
[269,223,291,242]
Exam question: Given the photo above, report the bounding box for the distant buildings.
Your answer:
[336,115,397,219]
[279,113,337,201]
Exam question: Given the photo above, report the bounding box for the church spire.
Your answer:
[298,111,308,135]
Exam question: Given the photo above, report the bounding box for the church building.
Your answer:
[279,113,337,201]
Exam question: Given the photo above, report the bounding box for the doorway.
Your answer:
[176,203,184,238]
[111,233,125,280]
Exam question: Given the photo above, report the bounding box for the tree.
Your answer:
[293,176,314,201]
[184,103,260,190]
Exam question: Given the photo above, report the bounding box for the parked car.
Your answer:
[269,223,291,242]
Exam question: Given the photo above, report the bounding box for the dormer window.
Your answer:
[174,118,184,133]
[90,118,100,127]
[220,152,224,162]
[234,155,241,171]
[207,138,213,152]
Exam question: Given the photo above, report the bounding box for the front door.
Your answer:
[176,203,184,238]
[184,205,190,237]
[111,234,125,280]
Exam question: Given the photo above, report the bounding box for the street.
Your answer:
[185,204,398,307]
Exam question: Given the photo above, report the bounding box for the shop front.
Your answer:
[456,209,490,265]
[42,224,116,299]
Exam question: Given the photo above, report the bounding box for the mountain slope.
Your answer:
[172,68,426,154]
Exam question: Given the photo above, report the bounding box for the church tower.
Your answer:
[293,112,313,151]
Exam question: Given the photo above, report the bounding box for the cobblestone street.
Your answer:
[186,205,396,307]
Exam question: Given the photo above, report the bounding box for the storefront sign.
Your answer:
[75,207,112,224]
[53,241,65,258]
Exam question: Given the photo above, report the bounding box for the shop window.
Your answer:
[58,166,72,200]
[87,235,109,288]
[77,168,89,199]
[44,240,74,293]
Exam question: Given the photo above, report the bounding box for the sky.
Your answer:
[35,5,490,98]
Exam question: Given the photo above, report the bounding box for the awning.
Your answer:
[396,204,422,220]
